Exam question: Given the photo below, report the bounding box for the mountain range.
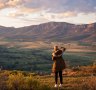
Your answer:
[0,22,96,43]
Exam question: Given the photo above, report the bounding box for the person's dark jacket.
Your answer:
[52,49,66,72]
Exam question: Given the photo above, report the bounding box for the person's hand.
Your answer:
[61,47,66,51]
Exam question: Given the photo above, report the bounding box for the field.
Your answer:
[0,46,52,73]
[0,41,96,73]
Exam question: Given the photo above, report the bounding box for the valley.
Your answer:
[0,41,96,73]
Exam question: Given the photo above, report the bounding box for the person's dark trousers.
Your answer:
[55,71,63,84]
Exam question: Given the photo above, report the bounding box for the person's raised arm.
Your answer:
[60,47,66,52]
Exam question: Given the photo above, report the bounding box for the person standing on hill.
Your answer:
[52,46,66,88]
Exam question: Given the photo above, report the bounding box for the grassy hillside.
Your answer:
[0,65,96,90]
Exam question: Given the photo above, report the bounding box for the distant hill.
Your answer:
[0,22,96,42]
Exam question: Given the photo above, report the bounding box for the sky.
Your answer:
[0,0,96,27]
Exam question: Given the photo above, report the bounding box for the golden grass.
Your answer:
[0,69,96,90]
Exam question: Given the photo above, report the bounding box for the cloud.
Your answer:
[6,0,23,7]
[6,7,41,19]
[58,12,77,17]
[0,0,24,9]
[0,0,96,14]
[19,7,40,13]
[20,0,96,13]
[0,2,5,9]
[41,11,77,21]
[8,12,24,17]
[0,0,42,18]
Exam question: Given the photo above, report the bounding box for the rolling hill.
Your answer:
[0,22,96,42]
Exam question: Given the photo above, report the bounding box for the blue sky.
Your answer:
[0,0,96,27]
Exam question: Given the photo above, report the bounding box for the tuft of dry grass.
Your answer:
[74,77,96,90]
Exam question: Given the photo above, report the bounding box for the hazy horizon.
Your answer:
[0,21,96,28]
